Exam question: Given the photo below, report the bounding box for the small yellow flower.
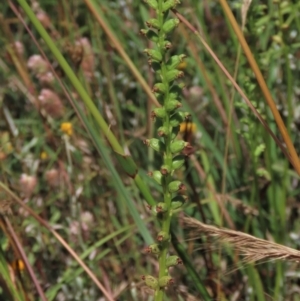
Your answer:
[177,60,187,70]
[179,122,196,134]
[40,151,48,160]
[11,259,25,271]
[60,122,73,136]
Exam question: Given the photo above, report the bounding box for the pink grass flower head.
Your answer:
[19,174,37,197]
[27,54,49,75]
[77,37,94,81]
[45,168,60,188]
[14,41,24,57]
[38,89,64,118]
[37,71,55,86]
[80,211,94,232]
[69,221,80,238]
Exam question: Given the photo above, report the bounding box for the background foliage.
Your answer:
[1,0,300,300]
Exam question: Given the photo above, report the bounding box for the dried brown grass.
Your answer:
[183,217,300,264]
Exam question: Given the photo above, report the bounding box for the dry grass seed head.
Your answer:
[182,216,300,264]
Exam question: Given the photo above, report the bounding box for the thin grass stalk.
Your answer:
[96,31,125,146]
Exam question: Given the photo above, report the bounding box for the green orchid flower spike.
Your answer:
[141,0,190,300]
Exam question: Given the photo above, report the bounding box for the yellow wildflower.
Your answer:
[40,151,48,160]
[11,259,25,271]
[60,122,73,136]
[179,122,196,134]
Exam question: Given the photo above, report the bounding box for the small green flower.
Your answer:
[157,231,170,242]
[171,155,185,170]
[162,18,180,34]
[152,108,166,119]
[144,244,162,255]
[156,202,168,213]
[168,180,186,193]
[144,138,165,152]
[166,255,183,267]
[158,276,174,288]
[142,275,158,289]
[170,140,189,154]
[149,170,163,185]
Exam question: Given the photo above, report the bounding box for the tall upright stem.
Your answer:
[141,0,189,300]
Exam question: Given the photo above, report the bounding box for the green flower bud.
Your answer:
[144,0,158,10]
[147,205,159,217]
[171,154,185,170]
[165,70,184,82]
[162,18,180,34]
[153,83,168,94]
[151,170,163,185]
[146,18,160,29]
[171,195,187,209]
[144,49,162,62]
[140,29,148,36]
[166,255,182,267]
[170,140,189,154]
[158,276,174,288]
[157,126,170,137]
[142,275,158,289]
[167,54,187,70]
[163,40,172,49]
[156,202,168,213]
[144,243,162,254]
[157,230,170,242]
[160,164,171,175]
[144,138,165,152]
[140,29,159,42]
[165,99,182,112]
[162,0,180,12]
[168,180,186,193]
[152,108,166,119]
